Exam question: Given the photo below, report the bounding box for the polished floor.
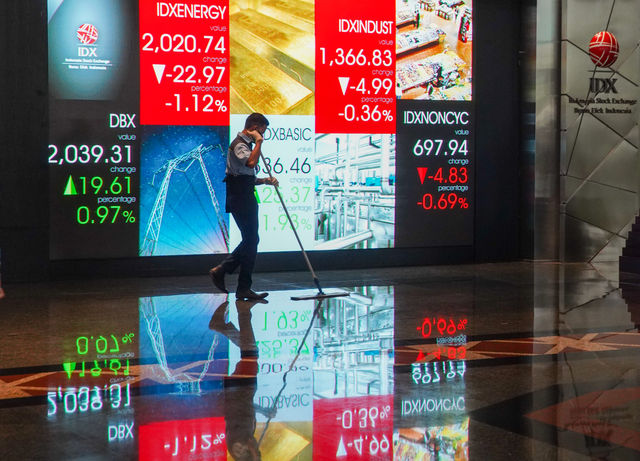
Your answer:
[0,262,639,460]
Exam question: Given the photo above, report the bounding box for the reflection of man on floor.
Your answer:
[210,298,271,461]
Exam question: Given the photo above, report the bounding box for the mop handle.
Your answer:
[258,152,320,284]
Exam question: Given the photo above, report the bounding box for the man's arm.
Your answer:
[244,130,263,168]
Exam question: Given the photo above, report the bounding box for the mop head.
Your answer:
[291,290,350,301]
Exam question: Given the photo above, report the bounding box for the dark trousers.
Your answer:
[220,197,259,291]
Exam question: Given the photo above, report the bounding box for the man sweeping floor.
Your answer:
[209,113,278,300]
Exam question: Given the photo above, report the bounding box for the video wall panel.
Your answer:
[47,0,474,260]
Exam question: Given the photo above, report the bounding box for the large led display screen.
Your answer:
[48,0,474,259]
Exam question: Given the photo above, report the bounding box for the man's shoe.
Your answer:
[236,289,268,300]
[236,298,269,308]
[209,266,228,293]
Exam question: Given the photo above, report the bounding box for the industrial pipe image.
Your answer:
[314,134,396,250]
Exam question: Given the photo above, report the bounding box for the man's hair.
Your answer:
[244,113,269,129]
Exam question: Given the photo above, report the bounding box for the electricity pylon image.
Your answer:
[139,126,229,256]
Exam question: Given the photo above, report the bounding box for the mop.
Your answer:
[259,152,349,301]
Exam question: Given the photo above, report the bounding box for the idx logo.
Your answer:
[78,47,98,57]
[590,78,618,94]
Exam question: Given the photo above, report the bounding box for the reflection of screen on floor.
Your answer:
[47,0,474,259]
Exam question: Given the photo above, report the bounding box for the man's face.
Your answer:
[256,124,267,135]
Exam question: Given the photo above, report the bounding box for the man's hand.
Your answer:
[266,176,279,187]
[258,177,279,187]
[247,130,263,143]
